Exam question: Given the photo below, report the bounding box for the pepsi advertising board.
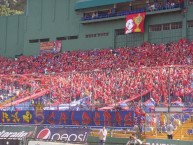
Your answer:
[28,140,85,145]
[0,110,134,127]
[35,127,90,143]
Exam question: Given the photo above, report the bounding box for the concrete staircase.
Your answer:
[145,116,193,141]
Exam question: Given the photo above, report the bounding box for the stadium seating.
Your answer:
[81,1,181,21]
[0,39,193,111]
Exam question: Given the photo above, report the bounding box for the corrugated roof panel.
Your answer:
[75,0,133,10]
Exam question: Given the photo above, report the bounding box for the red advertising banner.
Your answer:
[125,12,146,34]
[40,41,62,53]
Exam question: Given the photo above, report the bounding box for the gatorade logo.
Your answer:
[36,128,51,139]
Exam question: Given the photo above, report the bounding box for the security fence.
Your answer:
[144,112,193,140]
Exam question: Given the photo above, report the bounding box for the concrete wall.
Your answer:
[0,15,24,57]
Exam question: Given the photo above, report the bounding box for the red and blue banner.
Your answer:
[40,40,62,53]
[125,12,146,34]
[0,111,134,127]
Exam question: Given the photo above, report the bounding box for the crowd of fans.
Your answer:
[82,0,183,21]
[146,0,183,12]
[0,39,193,110]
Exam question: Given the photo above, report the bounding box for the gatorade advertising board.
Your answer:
[0,125,36,140]
[35,127,90,143]
[28,140,85,145]
[0,139,20,145]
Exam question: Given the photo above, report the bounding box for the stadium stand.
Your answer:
[0,39,193,111]
[81,0,183,21]
[1,0,193,144]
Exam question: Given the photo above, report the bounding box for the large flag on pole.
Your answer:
[125,12,146,34]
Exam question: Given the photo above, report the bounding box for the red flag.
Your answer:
[125,12,146,34]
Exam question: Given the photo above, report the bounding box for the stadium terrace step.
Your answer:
[145,117,193,141]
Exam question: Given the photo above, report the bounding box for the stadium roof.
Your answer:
[75,0,133,10]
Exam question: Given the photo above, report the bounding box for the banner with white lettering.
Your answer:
[35,127,90,143]
[0,125,36,140]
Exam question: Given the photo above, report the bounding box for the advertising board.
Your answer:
[28,140,85,145]
[0,139,20,145]
[35,127,90,143]
[146,139,193,145]
[0,125,36,140]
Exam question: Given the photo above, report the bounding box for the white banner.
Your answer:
[28,140,85,145]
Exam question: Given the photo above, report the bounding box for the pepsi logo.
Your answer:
[37,128,51,139]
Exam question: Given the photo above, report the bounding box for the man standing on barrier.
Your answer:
[166,122,174,139]
[98,126,107,145]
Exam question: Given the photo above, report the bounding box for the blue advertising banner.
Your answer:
[35,127,90,143]
[0,111,134,127]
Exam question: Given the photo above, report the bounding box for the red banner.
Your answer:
[125,12,146,34]
[40,41,62,53]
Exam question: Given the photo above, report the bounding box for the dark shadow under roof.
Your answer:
[75,0,133,10]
